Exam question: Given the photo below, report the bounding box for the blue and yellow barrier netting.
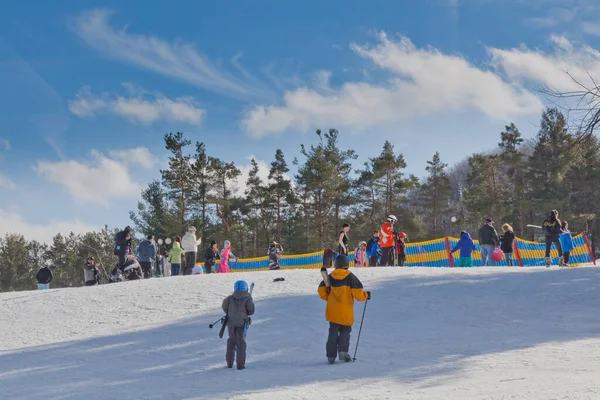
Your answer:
[197,233,595,272]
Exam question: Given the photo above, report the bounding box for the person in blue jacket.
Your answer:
[365,231,381,267]
[559,221,574,266]
[451,231,475,267]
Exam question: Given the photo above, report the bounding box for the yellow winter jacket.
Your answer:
[168,242,185,264]
[318,268,368,326]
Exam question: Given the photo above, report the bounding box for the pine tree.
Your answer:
[371,141,410,217]
[209,157,241,234]
[190,142,212,241]
[245,158,273,254]
[419,152,452,236]
[463,153,507,222]
[161,132,193,232]
[268,149,294,244]
[129,180,174,238]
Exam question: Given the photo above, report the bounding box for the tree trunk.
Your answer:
[276,196,282,243]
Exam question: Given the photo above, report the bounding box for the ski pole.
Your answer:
[209,316,224,329]
[352,299,368,362]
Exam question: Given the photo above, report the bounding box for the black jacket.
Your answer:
[500,230,515,253]
[114,230,131,255]
[36,267,53,284]
[479,224,500,246]
[543,215,563,237]
[204,247,219,265]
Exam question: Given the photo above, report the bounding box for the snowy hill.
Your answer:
[2,267,600,399]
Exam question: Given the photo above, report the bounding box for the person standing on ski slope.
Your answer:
[338,224,350,255]
[204,240,220,274]
[318,254,370,364]
[559,221,574,266]
[543,210,565,267]
[136,235,157,278]
[379,215,397,266]
[181,226,202,276]
[217,240,237,273]
[36,265,53,290]
[396,232,408,267]
[222,280,255,369]
[114,226,132,268]
[168,236,185,276]
[365,231,381,267]
[353,241,367,267]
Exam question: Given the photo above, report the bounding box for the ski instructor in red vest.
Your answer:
[379,215,397,266]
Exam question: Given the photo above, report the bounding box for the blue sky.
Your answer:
[1,0,599,243]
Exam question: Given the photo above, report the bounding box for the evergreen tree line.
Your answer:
[0,107,599,292]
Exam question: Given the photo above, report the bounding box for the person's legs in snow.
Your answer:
[326,322,341,363]
[226,326,246,369]
[337,325,352,362]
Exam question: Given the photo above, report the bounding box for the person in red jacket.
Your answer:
[379,215,397,266]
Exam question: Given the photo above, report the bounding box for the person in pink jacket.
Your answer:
[354,241,367,267]
[217,240,237,273]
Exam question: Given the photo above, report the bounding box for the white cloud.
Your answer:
[34,148,151,205]
[243,32,543,137]
[69,85,205,125]
[0,173,16,190]
[109,147,155,169]
[0,140,11,151]
[0,209,97,244]
[74,10,265,99]
[526,8,576,28]
[488,35,600,92]
[582,21,600,36]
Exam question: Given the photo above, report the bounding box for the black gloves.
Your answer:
[366,291,371,300]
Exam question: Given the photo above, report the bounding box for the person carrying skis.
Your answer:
[396,232,408,266]
[204,240,220,274]
[83,256,100,286]
[268,241,283,270]
[451,231,475,267]
[36,265,53,290]
[181,226,202,275]
[379,215,397,266]
[318,254,370,364]
[365,231,381,267]
[114,226,132,268]
[136,235,157,279]
[222,280,255,370]
[543,210,565,267]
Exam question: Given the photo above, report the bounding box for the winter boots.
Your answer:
[339,351,352,362]
[559,256,567,267]
[545,257,551,267]
[328,357,335,364]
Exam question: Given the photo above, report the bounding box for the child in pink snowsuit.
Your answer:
[354,241,367,267]
[217,240,237,273]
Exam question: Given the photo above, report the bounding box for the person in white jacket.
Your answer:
[182,227,202,275]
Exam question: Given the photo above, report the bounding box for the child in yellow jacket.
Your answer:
[318,254,370,364]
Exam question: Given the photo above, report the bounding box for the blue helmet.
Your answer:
[234,280,248,292]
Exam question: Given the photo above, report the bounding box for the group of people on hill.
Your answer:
[334,215,408,268]
[451,210,574,267]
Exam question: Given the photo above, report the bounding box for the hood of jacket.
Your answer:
[172,241,181,250]
[232,290,251,300]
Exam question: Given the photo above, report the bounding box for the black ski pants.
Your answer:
[183,252,196,275]
[326,322,351,359]
[545,235,563,258]
[139,261,152,278]
[380,246,395,266]
[226,326,247,366]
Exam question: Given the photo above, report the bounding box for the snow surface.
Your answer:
[2,266,600,399]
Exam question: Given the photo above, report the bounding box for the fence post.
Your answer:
[583,232,596,266]
[514,239,524,267]
[445,237,454,267]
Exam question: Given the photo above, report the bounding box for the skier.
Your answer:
[83,256,100,286]
[451,231,475,267]
[379,215,397,266]
[168,237,185,276]
[114,226,132,268]
[182,226,202,275]
[365,231,381,267]
[543,210,565,267]
[222,280,255,370]
[36,265,53,290]
[318,254,370,364]
[136,235,157,279]
[396,232,408,266]
[268,241,283,270]
[204,240,220,274]
[559,221,574,266]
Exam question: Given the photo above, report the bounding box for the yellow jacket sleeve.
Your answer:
[318,282,329,301]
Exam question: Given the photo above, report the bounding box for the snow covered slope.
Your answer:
[2,267,600,399]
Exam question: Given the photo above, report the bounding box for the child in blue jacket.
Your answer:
[451,231,475,267]
[559,221,574,266]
